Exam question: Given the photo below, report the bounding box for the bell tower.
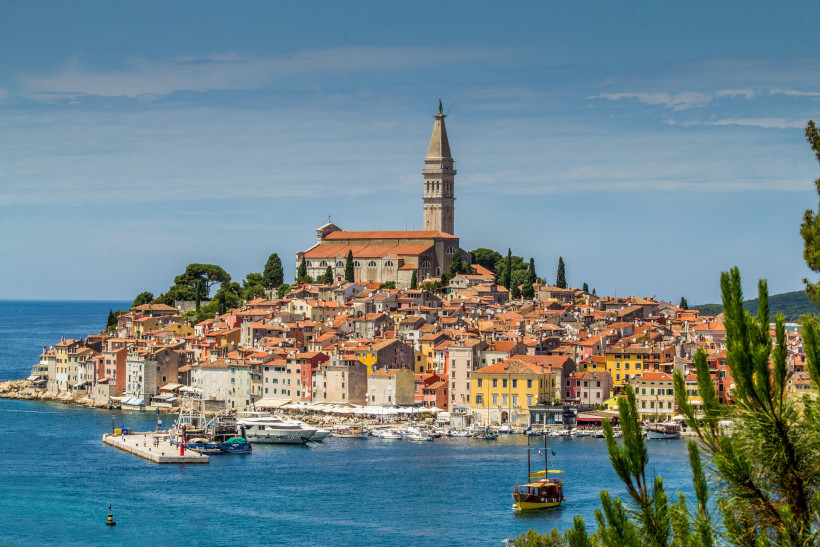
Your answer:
[423,101,456,235]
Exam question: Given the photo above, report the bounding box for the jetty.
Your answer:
[103,432,208,464]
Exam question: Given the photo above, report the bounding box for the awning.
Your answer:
[159,383,183,392]
[26,374,43,381]
[254,398,292,409]
[121,396,145,406]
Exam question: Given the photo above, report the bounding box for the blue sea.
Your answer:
[0,301,695,546]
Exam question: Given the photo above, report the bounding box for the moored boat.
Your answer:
[237,413,318,444]
[646,422,681,440]
[221,436,252,454]
[330,426,370,438]
[512,434,565,511]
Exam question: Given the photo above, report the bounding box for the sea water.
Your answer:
[0,301,694,546]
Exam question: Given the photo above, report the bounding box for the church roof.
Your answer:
[303,244,434,259]
[427,113,452,160]
[322,230,457,240]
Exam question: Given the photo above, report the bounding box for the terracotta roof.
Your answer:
[323,230,458,240]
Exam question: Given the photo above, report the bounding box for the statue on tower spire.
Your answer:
[438,99,443,115]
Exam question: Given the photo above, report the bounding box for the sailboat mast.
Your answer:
[544,428,548,471]
[527,433,531,478]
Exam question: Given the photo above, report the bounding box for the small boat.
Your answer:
[512,434,565,511]
[330,426,370,438]
[549,429,571,438]
[475,427,498,440]
[449,429,472,438]
[407,431,434,442]
[221,436,252,454]
[572,428,593,438]
[372,428,403,439]
[498,424,513,434]
[185,437,226,455]
[646,422,681,440]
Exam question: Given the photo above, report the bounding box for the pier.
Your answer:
[102,432,209,464]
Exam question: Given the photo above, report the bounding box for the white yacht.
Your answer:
[236,412,319,445]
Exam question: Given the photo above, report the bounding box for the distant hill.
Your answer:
[693,290,816,322]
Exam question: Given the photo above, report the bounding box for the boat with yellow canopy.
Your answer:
[511,434,565,510]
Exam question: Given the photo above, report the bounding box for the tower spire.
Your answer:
[422,102,456,235]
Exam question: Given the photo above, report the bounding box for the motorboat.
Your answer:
[236,413,318,444]
[449,429,472,438]
[498,424,514,434]
[572,428,593,438]
[221,436,252,454]
[185,437,226,455]
[475,427,498,440]
[549,429,572,438]
[512,434,565,511]
[371,428,403,439]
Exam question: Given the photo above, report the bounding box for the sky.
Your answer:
[1,1,819,304]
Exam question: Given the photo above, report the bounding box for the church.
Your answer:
[296,106,470,288]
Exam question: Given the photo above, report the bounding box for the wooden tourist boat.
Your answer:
[512,434,565,511]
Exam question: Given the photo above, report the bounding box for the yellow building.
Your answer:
[628,371,676,421]
[471,358,558,426]
[604,344,675,394]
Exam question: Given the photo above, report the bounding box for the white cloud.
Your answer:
[769,88,820,97]
[17,46,502,100]
[594,91,712,110]
[715,88,756,99]
[667,117,805,129]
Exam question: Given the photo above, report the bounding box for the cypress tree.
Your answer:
[449,251,463,277]
[679,297,688,310]
[262,253,284,288]
[556,256,567,289]
[297,257,307,281]
[503,248,512,289]
[344,250,354,282]
[324,266,333,284]
[583,282,589,293]
[527,258,537,285]
[195,279,201,311]
[410,270,418,290]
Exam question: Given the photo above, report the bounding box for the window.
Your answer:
[502,379,507,388]
[353,261,361,267]
[367,261,377,267]
[492,379,497,388]
[306,261,313,267]
[616,363,620,370]
[422,260,431,268]
[512,395,518,406]
[476,394,483,405]
[527,379,532,388]
[477,379,482,387]
[446,246,455,254]
[512,379,518,388]
[336,261,344,267]
[526,394,532,406]
[384,261,395,268]
[320,261,327,267]
[492,394,498,405]
[502,394,508,405]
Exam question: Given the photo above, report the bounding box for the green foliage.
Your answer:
[556,257,567,289]
[521,280,535,299]
[692,289,816,322]
[345,250,355,283]
[679,297,689,310]
[322,265,334,284]
[277,284,291,298]
[214,281,242,312]
[420,280,442,291]
[527,258,537,285]
[512,528,567,547]
[802,120,820,308]
[410,271,418,290]
[379,281,396,289]
[297,257,307,282]
[132,291,154,308]
[582,282,589,293]
[105,309,124,330]
[242,272,266,301]
[262,253,284,289]
[470,248,502,272]
[449,251,463,277]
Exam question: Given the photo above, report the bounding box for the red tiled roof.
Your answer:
[323,230,457,240]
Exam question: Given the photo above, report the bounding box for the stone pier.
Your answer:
[103,432,209,464]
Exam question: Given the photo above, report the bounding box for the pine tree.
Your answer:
[801,120,820,307]
[556,257,567,289]
[344,250,354,283]
[511,283,521,299]
[262,253,284,289]
[297,257,307,282]
[410,270,418,290]
[679,297,688,310]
